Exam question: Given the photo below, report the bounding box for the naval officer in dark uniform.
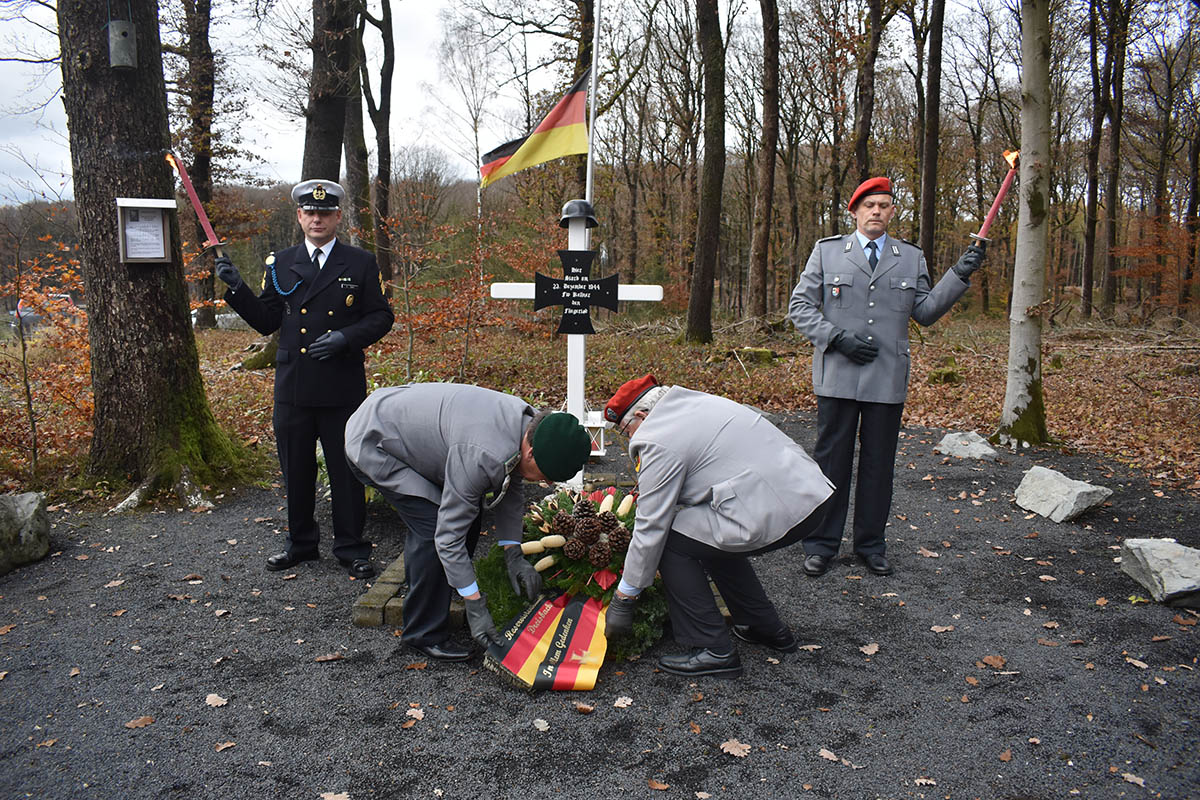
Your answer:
[788,177,985,577]
[216,180,394,578]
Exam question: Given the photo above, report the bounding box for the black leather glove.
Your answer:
[307,330,347,361]
[604,592,637,639]
[214,255,243,291]
[504,545,542,601]
[465,595,503,649]
[831,329,879,365]
[951,242,987,280]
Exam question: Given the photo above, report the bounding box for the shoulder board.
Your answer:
[818,234,842,243]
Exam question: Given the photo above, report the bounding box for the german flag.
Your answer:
[480,69,590,188]
[483,592,608,691]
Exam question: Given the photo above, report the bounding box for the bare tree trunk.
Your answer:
[1183,124,1200,314]
[302,0,355,180]
[686,0,725,344]
[342,55,370,247]
[180,0,217,329]
[996,0,1050,447]
[747,0,779,319]
[1081,0,1113,319]
[918,0,945,261]
[852,0,895,182]
[58,0,238,486]
[1100,0,1130,315]
[360,0,395,301]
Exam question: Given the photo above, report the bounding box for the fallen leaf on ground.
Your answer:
[696,793,712,799]
[0,671,7,680]
[124,716,154,729]
[112,609,126,617]
[614,696,633,708]
[319,793,350,800]
[965,676,979,686]
[860,643,879,656]
[998,749,1012,762]
[532,718,549,731]
[982,655,1007,669]
[69,667,80,677]
[1125,657,1149,669]
[914,777,936,786]
[647,779,669,791]
[1122,773,1145,787]
[798,644,822,652]
[1038,575,1056,582]
[406,708,425,720]
[315,653,344,663]
[2,624,20,635]
[688,721,701,734]
[931,625,954,633]
[214,741,235,751]
[1172,614,1196,627]
[574,702,594,714]
[1151,635,1171,642]
[1037,638,1059,647]
[104,580,125,588]
[400,720,416,729]
[720,738,751,757]
[1096,597,1109,606]
[403,662,427,671]
[1028,737,1040,744]
[37,739,57,748]
[1043,621,1060,629]
[819,748,838,762]
[205,694,228,707]
[918,547,939,558]
[181,573,202,581]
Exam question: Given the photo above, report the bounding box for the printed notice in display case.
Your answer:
[116,198,176,263]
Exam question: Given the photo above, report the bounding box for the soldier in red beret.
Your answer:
[602,375,834,677]
[788,178,986,577]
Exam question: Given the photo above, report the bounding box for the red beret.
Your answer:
[604,374,658,426]
[848,177,892,211]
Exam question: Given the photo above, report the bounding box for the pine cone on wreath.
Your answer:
[563,537,588,561]
[551,512,576,539]
[573,498,596,518]
[588,540,611,567]
[575,515,605,545]
[606,525,632,552]
[597,510,619,530]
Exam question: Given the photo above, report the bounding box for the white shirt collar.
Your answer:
[305,238,337,265]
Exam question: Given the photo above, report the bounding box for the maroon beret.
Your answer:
[848,177,893,211]
[604,374,658,426]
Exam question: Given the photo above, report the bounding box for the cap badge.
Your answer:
[313,185,327,200]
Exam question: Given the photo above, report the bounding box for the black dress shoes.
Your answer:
[407,641,471,662]
[338,558,375,579]
[802,554,832,576]
[265,551,319,571]
[858,552,894,575]
[657,648,743,678]
[732,624,799,653]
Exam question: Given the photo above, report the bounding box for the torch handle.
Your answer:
[976,167,1017,240]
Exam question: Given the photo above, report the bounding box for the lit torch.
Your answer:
[165,152,225,257]
[972,149,1020,242]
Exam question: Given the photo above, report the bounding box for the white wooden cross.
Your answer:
[490,213,662,471]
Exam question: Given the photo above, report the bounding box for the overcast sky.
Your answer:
[0,0,534,203]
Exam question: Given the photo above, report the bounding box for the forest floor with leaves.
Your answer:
[1,313,1199,798]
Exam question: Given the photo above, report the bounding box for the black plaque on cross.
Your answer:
[533,249,619,334]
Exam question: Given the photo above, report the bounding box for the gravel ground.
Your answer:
[1,412,1197,800]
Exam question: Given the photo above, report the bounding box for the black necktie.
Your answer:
[312,249,322,271]
[867,241,878,270]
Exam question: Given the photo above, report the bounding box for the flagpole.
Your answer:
[583,0,602,208]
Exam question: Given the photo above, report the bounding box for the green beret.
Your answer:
[531,412,591,482]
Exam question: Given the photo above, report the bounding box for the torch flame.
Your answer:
[165,152,177,168]
[1003,150,1020,169]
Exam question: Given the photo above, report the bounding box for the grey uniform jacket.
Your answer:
[343,383,532,591]
[621,387,835,591]
[788,233,968,404]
